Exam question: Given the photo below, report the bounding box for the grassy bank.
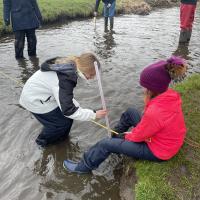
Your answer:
[129,74,200,200]
[0,0,178,37]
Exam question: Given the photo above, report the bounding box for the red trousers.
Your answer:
[180,3,197,30]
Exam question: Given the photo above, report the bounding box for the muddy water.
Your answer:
[0,7,200,200]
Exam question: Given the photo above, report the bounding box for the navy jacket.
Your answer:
[3,0,42,32]
[95,0,116,12]
[181,0,197,5]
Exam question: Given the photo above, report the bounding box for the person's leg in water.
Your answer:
[26,29,37,57]
[14,30,25,59]
[108,1,116,32]
[63,107,150,173]
[63,137,161,173]
[103,3,109,32]
[32,107,73,147]
[179,4,196,43]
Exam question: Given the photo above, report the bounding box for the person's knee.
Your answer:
[126,107,138,114]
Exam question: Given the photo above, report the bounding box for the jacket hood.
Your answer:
[40,57,78,82]
[147,89,182,113]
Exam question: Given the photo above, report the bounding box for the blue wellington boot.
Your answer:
[63,160,91,174]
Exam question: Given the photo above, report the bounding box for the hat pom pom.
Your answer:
[165,56,187,79]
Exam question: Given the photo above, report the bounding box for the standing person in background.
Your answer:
[179,0,197,43]
[94,0,116,33]
[3,0,42,59]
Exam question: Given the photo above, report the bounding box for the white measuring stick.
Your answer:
[94,61,111,137]
[94,17,97,30]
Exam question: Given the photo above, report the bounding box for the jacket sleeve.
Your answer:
[31,0,42,22]
[53,73,96,121]
[95,0,101,12]
[125,110,163,142]
[3,0,11,23]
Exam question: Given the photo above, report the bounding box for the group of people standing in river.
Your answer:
[3,0,198,59]
[2,0,198,174]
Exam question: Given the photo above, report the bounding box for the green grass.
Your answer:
[133,74,200,200]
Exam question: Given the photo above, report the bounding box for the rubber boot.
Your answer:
[187,30,192,42]
[179,29,188,44]
[110,17,115,33]
[63,160,91,174]
[104,17,109,33]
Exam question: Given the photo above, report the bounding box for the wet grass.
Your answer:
[132,74,200,200]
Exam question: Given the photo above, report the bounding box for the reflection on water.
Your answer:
[17,56,40,83]
[173,43,190,60]
[0,6,200,200]
[94,32,117,59]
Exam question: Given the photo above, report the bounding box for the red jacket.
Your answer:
[125,89,186,160]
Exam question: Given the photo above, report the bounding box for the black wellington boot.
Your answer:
[187,30,192,42]
[110,17,115,33]
[179,29,188,44]
[104,17,109,32]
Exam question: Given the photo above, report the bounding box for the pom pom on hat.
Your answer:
[140,56,186,93]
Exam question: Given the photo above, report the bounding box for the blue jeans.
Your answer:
[78,108,161,170]
[104,1,116,17]
[32,107,73,146]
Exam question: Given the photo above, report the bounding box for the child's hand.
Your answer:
[94,11,97,17]
[95,109,107,119]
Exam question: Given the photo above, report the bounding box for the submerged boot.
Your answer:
[179,29,188,44]
[104,17,109,33]
[110,17,115,33]
[63,160,91,174]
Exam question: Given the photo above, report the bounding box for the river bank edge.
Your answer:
[120,74,200,200]
[0,0,179,38]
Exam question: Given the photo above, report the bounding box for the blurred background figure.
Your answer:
[179,0,198,44]
[94,0,116,33]
[3,0,42,59]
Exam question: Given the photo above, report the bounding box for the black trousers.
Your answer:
[32,107,73,147]
[14,29,37,59]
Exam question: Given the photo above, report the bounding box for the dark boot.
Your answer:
[26,29,37,57]
[179,29,188,44]
[187,30,192,42]
[110,17,114,32]
[14,30,25,59]
[104,17,109,32]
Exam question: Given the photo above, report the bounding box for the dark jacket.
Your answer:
[3,0,42,32]
[181,0,197,5]
[95,0,116,12]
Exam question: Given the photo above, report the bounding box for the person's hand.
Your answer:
[95,109,107,119]
[112,132,126,139]
[4,20,10,26]
[107,3,111,8]
[94,11,98,17]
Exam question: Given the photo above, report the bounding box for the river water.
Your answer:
[0,6,199,200]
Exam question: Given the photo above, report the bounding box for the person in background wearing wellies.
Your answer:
[94,0,116,32]
[3,0,42,59]
[179,0,198,43]
[19,53,107,147]
[63,56,187,174]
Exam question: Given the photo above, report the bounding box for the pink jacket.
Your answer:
[125,89,186,160]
